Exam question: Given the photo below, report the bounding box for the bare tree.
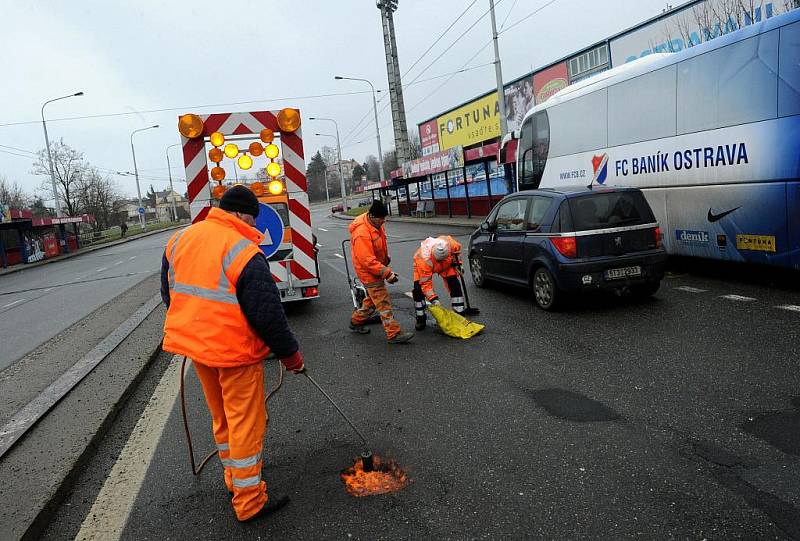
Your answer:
[31,139,86,216]
[319,145,337,167]
[408,131,422,160]
[0,176,30,209]
[74,168,122,230]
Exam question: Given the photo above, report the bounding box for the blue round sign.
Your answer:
[255,203,285,259]
[137,207,145,215]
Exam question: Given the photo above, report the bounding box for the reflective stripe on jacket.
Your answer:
[412,236,462,300]
[163,207,270,367]
[349,213,391,286]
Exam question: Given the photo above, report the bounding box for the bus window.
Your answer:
[608,65,677,147]
[779,20,800,117]
[518,116,535,189]
[548,89,607,157]
[532,112,550,186]
[678,31,779,134]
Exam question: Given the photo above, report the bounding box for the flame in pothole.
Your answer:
[340,454,408,497]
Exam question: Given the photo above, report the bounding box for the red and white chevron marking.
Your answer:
[180,109,316,286]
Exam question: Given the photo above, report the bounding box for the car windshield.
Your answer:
[568,191,655,231]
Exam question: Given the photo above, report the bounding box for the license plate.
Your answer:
[605,266,642,280]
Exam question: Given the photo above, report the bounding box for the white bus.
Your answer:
[517,8,800,268]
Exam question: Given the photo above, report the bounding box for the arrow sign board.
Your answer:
[255,202,285,259]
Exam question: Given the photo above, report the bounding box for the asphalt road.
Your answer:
[0,230,174,369]
[42,207,800,540]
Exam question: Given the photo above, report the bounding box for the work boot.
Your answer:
[387,331,414,344]
[242,495,290,522]
[415,318,426,331]
[349,323,370,334]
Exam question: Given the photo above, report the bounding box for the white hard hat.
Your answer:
[432,239,450,261]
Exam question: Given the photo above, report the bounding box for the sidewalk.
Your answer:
[331,212,482,229]
[0,224,185,278]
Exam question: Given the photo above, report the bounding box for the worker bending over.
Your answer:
[349,200,413,344]
[412,235,465,331]
[161,186,304,522]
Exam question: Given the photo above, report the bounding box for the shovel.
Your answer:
[454,258,480,316]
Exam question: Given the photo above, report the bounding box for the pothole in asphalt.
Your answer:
[340,453,410,497]
[740,397,800,456]
[529,388,620,422]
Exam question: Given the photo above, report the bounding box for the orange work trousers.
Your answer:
[193,361,268,521]
[351,284,401,340]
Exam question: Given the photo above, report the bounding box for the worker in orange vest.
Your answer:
[412,235,465,331]
[160,186,303,522]
[349,200,413,343]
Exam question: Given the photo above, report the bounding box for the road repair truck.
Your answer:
[177,108,320,302]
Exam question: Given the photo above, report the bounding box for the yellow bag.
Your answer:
[428,304,485,339]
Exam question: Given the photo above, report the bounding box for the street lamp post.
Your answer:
[334,76,385,185]
[310,116,348,209]
[166,143,181,222]
[315,132,348,210]
[41,92,84,217]
[130,125,159,230]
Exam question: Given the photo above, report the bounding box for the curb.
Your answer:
[0,224,186,277]
[22,340,164,541]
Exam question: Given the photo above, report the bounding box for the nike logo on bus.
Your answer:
[707,207,740,222]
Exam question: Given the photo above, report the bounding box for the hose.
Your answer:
[179,355,285,476]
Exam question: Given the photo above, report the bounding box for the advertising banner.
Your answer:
[402,147,465,178]
[533,62,569,104]
[504,76,535,133]
[418,119,440,156]
[610,0,782,65]
[436,92,500,150]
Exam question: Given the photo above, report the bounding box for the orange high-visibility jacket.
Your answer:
[413,236,462,301]
[163,207,270,367]
[349,213,392,287]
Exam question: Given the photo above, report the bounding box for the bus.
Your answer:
[516,8,800,268]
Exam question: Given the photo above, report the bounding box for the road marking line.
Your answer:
[95,267,108,273]
[2,299,25,308]
[75,357,184,541]
[674,286,707,293]
[322,260,349,278]
[334,253,344,259]
[129,256,136,260]
[113,260,123,266]
[318,227,328,231]
[720,294,757,302]
[404,291,414,299]
[777,304,800,312]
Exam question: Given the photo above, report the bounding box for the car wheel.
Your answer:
[631,281,660,298]
[469,253,486,288]
[532,267,560,311]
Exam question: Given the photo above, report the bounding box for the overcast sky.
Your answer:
[1,0,673,201]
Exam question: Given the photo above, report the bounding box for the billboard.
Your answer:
[436,92,501,150]
[504,76,535,133]
[533,62,569,104]
[402,146,465,178]
[610,0,783,65]
[418,119,440,156]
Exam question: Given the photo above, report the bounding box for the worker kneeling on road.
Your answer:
[160,186,304,522]
[413,235,464,331]
[349,200,413,344]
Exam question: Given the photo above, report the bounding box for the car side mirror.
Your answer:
[481,221,495,232]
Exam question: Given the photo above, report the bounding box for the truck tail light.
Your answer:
[549,236,577,258]
[654,226,662,249]
[302,286,319,298]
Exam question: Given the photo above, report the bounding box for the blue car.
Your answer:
[468,186,667,310]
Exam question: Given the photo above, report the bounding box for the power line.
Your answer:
[401,0,480,79]
[0,144,37,156]
[0,89,377,129]
[498,0,560,35]
[499,0,520,30]
[405,0,506,88]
